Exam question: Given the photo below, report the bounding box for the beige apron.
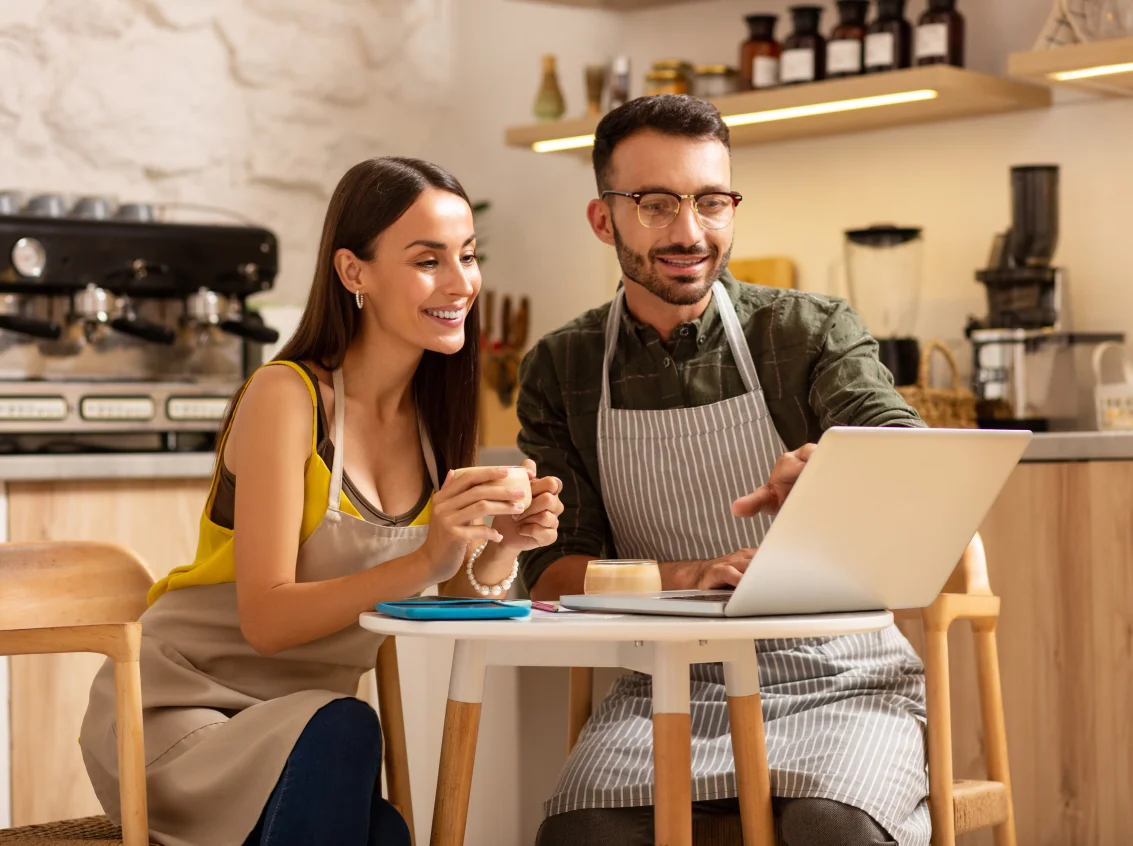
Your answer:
[80,369,438,846]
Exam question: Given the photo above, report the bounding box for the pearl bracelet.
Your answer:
[466,541,519,597]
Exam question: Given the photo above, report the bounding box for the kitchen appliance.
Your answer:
[843,224,924,386]
[965,165,1123,431]
[0,191,280,453]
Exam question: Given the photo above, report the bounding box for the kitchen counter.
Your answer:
[0,452,216,482]
[0,427,1119,488]
[1018,430,1133,462]
[480,431,1133,467]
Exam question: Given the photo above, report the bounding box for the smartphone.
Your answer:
[375,597,531,621]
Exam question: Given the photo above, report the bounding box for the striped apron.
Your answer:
[545,281,931,845]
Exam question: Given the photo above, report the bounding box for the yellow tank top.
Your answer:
[147,361,432,605]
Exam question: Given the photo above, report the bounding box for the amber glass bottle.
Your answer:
[781,6,826,85]
[827,0,869,79]
[915,0,965,67]
[864,0,912,73]
[740,14,781,90]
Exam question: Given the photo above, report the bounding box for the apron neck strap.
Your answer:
[327,368,441,513]
[600,280,756,408]
[714,281,758,393]
[327,368,346,512]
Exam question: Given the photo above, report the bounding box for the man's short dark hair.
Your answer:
[592,95,731,192]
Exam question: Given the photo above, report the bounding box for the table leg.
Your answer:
[430,640,486,846]
[652,644,692,846]
[725,646,776,846]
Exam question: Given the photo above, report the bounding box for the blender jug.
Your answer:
[844,224,924,386]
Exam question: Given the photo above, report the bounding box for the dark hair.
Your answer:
[227,156,480,479]
[592,95,731,191]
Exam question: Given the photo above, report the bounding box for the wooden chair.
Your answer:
[0,541,416,846]
[898,532,1017,846]
[565,533,1016,846]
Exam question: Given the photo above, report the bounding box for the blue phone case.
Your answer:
[374,599,531,621]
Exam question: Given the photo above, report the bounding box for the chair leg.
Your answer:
[924,626,956,846]
[114,658,149,846]
[974,623,1017,846]
[377,637,415,846]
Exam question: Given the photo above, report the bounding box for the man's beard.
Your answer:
[612,221,731,307]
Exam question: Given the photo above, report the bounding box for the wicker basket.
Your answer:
[897,340,978,429]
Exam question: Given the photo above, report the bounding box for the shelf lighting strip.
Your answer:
[531,88,940,153]
[1050,61,1133,81]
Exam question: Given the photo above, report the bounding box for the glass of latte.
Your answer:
[583,559,662,594]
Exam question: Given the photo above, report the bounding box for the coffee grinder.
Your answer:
[965,165,1123,431]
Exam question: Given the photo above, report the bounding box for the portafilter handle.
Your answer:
[0,314,62,340]
[109,316,175,345]
[219,317,279,345]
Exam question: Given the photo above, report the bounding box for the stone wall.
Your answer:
[0,0,456,302]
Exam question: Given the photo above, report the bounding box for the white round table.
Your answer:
[360,607,894,846]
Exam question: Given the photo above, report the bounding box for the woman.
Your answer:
[80,157,564,846]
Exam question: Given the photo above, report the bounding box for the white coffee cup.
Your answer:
[452,465,532,511]
[584,559,662,595]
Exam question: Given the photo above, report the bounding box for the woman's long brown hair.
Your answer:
[225,156,480,478]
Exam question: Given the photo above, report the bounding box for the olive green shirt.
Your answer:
[516,273,922,592]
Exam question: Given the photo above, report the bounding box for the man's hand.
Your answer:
[731,443,817,518]
[664,549,757,591]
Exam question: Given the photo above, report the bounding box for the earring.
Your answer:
[355,290,364,309]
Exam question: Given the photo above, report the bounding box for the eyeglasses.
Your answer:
[601,190,743,230]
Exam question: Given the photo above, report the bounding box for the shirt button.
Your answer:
[663,357,672,368]
[680,326,689,337]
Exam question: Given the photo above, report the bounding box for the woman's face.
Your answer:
[340,187,480,356]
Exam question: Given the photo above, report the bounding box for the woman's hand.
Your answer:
[418,466,528,582]
[494,459,563,553]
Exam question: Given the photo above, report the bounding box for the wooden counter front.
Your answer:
[903,461,1133,846]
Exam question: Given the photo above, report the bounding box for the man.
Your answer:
[516,94,931,846]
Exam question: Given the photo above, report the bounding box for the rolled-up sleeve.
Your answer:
[808,300,925,430]
[515,341,611,592]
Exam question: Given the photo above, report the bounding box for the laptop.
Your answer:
[560,426,1031,618]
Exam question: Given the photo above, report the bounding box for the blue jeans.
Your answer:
[242,697,411,846]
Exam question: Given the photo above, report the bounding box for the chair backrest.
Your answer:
[0,541,155,631]
[941,532,992,596]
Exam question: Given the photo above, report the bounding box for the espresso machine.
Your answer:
[0,190,280,453]
[964,166,1122,431]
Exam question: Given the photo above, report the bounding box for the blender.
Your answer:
[844,224,924,387]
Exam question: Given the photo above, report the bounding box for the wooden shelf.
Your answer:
[505,65,1051,155]
[516,0,705,9]
[1009,35,1133,96]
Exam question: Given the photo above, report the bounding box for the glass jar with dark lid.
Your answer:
[827,0,870,79]
[740,14,781,90]
[915,0,965,67]
[865,0,912,73]
[781,5,826,85]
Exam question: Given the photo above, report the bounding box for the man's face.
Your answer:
[591,130,734,307]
